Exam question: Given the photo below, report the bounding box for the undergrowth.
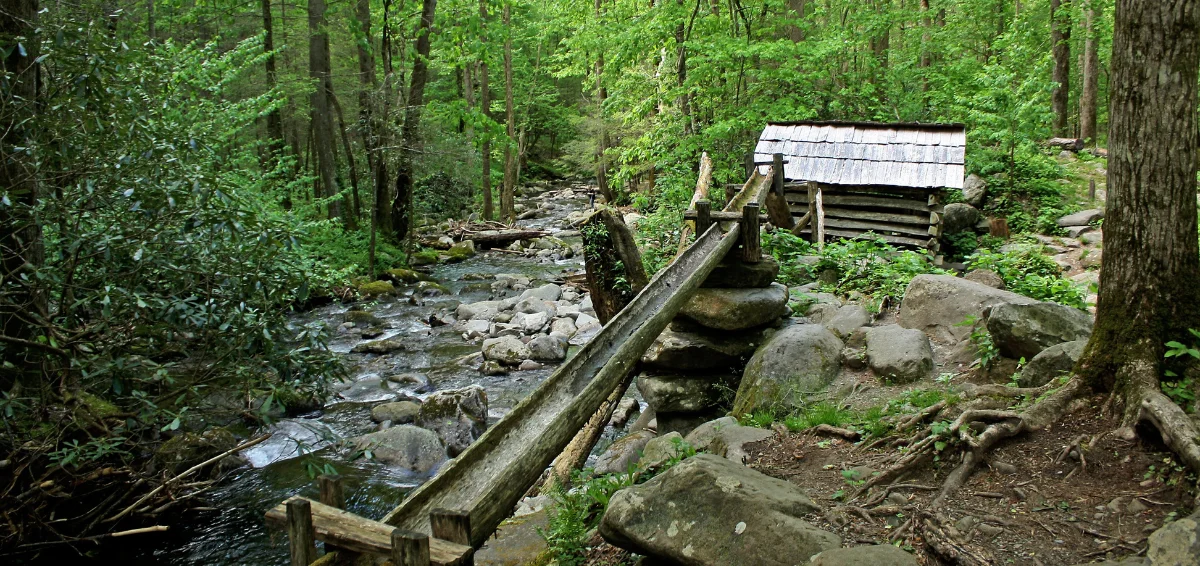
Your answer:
[966,245,1087,308]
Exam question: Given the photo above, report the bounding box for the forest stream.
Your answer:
[109,182,600,565]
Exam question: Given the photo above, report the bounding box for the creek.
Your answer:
[110,183,603,565]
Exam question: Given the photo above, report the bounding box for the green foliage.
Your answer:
[966,246,1087,308]
[957,315,1000,369]
[764,231,817,286]
[814,237,950,310]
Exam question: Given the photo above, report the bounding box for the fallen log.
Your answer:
[452,229,546,248]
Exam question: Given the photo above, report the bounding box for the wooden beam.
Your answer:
[790,211,812,237]
[695,200,712,236]
[266,497,471,566]
[318,475,349,558]
[430,509,472,549]
[785,193,932,213]
[676,152,715,255]
[683,210,768,222]
[788,204,930,226]
[740,204,761,262]
[287,499,317,566]
[765,153,794,229]
[814,183,825,251]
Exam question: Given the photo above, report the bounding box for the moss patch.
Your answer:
[357,280,395,297]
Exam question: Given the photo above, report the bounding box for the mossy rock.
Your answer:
[445,241,475,263]
[74,391,122,419]
[357,280,395,297]
[343,310,383,326]
[385,268,430,283]
[415,281,450,296]
[410,250,439,266]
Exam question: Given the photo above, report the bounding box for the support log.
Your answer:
[740,204,761,262]
[581,209,649,324]
[676,152,714,254]
[430,509,472,549]
[765,153,794,229]
[695,201,712,236]
[392,528,431,566]
[813,184,825,250]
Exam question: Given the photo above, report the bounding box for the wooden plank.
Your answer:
[788,204,930,226]
[266,498,471,566]
[684,210,768,222]
[785,193,932,213]
[740,204,761,262]
[790,227,932,248]
[430,509,472,547]
[818,216,934,237]
[814,185,825,251]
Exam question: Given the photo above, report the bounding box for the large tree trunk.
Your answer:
[391,0,438,241]
[1080,2,1100,145]
[308,0,342,221]
[501,1,516,223]
[1050,0,1072,136]
[0,0,44,391]
[1077,0,1200,426]
[479,0,494,221]
[330,95,361,229]
[262,0,284,159]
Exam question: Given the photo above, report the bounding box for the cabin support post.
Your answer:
[391,528,431,566]
[813,184,825,251]
[743,151,754,179]
[695,200,712,236]
[765,155,794,229]
[740,204,761,262]
[431,508,473,564]
[286,499,318,566]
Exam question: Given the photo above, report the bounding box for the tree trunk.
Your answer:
[355,0,378,173]
[501,1,516,223]
[787,0,806,42]
[331,94,362,228]
[147,0,155,41]
[675,0,693,136]
[1050,0,1072,137]
[0,0,44,390]
[262,0,284,159]
[1080,2,1099,145]
[594,0,613,205]
[391,0,438,241]
[479,0,494,221]
[1077,0,1200,425]
[309,0,342,221]
[581,209,649,324]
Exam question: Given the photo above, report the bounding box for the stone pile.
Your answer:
[637,253,790,435]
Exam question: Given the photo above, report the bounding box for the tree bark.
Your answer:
[675,0,693,136]
[479,0,494,220]
[1080,2,1099,145]
[787,0,806,42]
[1077,0,1200,424]
[391,0,438,241]
[331,94,362,228]
[309,0,342,221]
[262,0,285,160]
[501,1,516,223]
[0,0,44,390]
[1050,0,1072,137]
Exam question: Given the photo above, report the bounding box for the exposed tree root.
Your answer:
[918,511,995,566]
[1138,389,1200,474]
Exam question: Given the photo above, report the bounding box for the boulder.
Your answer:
[820,304,871,339]
[679,283,789,331]
[641,327,767,372]
[638,431,689,471]
[962,174,988,208]
[514,297,557,318]
[899,275,1037,343]
[733,324,843,414]
[943,202,982,234]
[482,337,531,365]
[599,454,839,566]
[964,269,1005,289]
[986,302,1093,359]
[637,374,731,413]
[512,311,549,334]
[457,300,503,321]
[357,280,395,297]
[707,425,773,464]
[519,283,563,302]
[385,268,430,283]
[416,385,488,457]
[1147,512,1200,566]
[527,334,567,361]
[594,430,655,475]
[343,310,383,326]
[1018,339,1087,387]
[351,425,445,474]
[684,416,740,451]
[446,240,476,261]
[656,411,718,437]
[371,401,420,424]
[1057,209,1103,227]
[810,545,920,566]
[702,255,780,289]
[865,325,935,384]
[351,337,407,354]
[549,317,577,337]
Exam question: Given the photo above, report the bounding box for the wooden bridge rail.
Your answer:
[266,475,473,566]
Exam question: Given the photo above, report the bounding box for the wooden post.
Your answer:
[806,182,818,244]
[743,151,754,179]
[740,204,761,262]
[772,153,784,196]
[813,184,825,251]
[318,475,344,509]
[286,499,317,566]
[695,200,712,236]
[431,508,473,552]
[1089,178,1096,201]
[391,528,431,566]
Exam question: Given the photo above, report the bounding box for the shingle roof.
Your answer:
[754,121,966,189]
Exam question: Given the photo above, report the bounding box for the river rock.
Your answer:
[458,300,503,321]
[343,310,383,326]
[810,545,920,566]
[679,283,790,331]
[637,432,690,471]
[819,304,871,339]
[474,508,550,566]
[610,398,641,428]
[899,274,1037,343]
[1147,512,1200,566]
[963,173,988,207]
[943,202,982,234]
[387,372,433,392]
[865,325,934,384]
[352,425,446,474]
[446,240,475,262]
[512,311,549,334]
[1057,209,1103,227]
[641,327,767,372]
[416,385,488,457]
[964,269,1005,289]
[519,283,562,302]
[357,280,395,297]
[683,416,738,451]
[702,255,780,289]
[527,334,567,361]
[371,401,420,424]
[986,302,1093,359]
[549,317,577,337]
[637,374,730,413]
[483,336,531,365]
[461,319,490,339]
[733,324,843,414]
[707,425,773,464]
[351,337,407,354]
[594,430,655,475]
[1019,339,1087,387]
[514,297,557,318]
[599,454,839,566]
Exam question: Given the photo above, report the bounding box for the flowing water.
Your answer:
[98,184,600,565]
